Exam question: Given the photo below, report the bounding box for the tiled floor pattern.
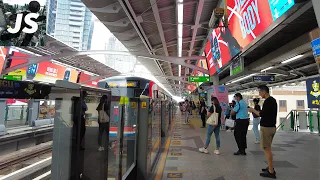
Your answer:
[160,114,320,180]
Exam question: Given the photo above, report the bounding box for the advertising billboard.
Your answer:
[306,77,320,108]
[78,72,103,87]
[204,0,296,75]
[0,47,8,74]
[0,0,47,46]
[205,27,241,75]
[8,51,78,83]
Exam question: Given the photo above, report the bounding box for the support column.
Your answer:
[27,100,40,126]
[312,0,320,26]
[0,100,6,125]
[210,75,219,86]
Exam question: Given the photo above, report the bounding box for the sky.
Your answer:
[89,16,177,97]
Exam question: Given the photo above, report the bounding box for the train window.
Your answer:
[134,89,143,97]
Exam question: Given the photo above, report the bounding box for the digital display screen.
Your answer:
[107,81,140,88]
[204,0,296,76]
[268,0,295,21]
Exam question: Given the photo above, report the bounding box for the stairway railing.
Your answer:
[277,109,320,134]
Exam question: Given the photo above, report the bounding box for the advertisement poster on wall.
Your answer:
[212,85,229,123]
[306,77,320,108]
[78,72,103,87]
[205,0,296,76]
[0,47,8,74]
[8,51,78,83]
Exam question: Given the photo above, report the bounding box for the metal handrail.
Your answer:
[276,110,293,131]
[277,109,320,131]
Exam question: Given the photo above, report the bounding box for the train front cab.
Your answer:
[98,77,174,180]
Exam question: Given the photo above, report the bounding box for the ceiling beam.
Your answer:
[150,0,174,81]
[5,50,209,74]
[187,0,204,59]
[118,0,172,92]
[138,1,197,17]
[185,0,204,85]
[153,35,206,50]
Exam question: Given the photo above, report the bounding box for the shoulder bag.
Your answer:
[206,105,218,126]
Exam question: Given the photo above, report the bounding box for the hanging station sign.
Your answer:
[188,76,210,82]
[252,75,276,82]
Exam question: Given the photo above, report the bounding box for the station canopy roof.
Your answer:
[81,0,218,95]
[23,36,120,78]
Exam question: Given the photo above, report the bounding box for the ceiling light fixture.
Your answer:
[260,66,273,72]
[281,55,303,64]
[231,74,256,84]
[177,0,183,84]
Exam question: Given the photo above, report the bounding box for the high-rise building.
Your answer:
[104,35,136,73]
[46,0,94,50]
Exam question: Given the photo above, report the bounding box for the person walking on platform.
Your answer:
[231,93,249,155]
[80,91,88,150]
[252,98,261,144]
[199,99,207,128]
[249,85,277,179]
[183,99,190,124]
[199,96,222,154]
[97,95,110,151]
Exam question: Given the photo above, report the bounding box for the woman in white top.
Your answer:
[96,95,110,151]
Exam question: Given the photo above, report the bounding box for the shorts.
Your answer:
[260,126,276,148]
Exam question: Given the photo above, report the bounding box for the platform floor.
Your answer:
[157,113,320,180]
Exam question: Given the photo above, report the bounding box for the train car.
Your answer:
[98,76,172,174]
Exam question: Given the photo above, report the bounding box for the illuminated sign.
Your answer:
[3,75,22,81]
[311,38,320,57]
[78,72,103,87]
[188,76,210,82]
[107,81,140,88]
[268,0,295,21]
[306,77,320,108]
[8,51,78,83]
[204,0,296,76]
[0,79,51,99]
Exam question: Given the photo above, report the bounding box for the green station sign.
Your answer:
[188,76,210,82]
[3,75,23,81]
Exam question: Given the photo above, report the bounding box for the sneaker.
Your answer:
[98,146,105,151]
[260,169,276,179]
[255,140,260,144]
[214,150,220,155]
[226,129,231,132]
[262,167,276,175]
[199,147,209,154]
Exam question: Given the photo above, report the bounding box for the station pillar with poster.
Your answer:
[136,98,152,180]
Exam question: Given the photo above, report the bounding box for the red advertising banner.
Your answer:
[78,72,103,87]
[205,27,238,75]
[0,47,8,74]
[227,0,274,49]
[8,51,78,83]
[204,0,291,76]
